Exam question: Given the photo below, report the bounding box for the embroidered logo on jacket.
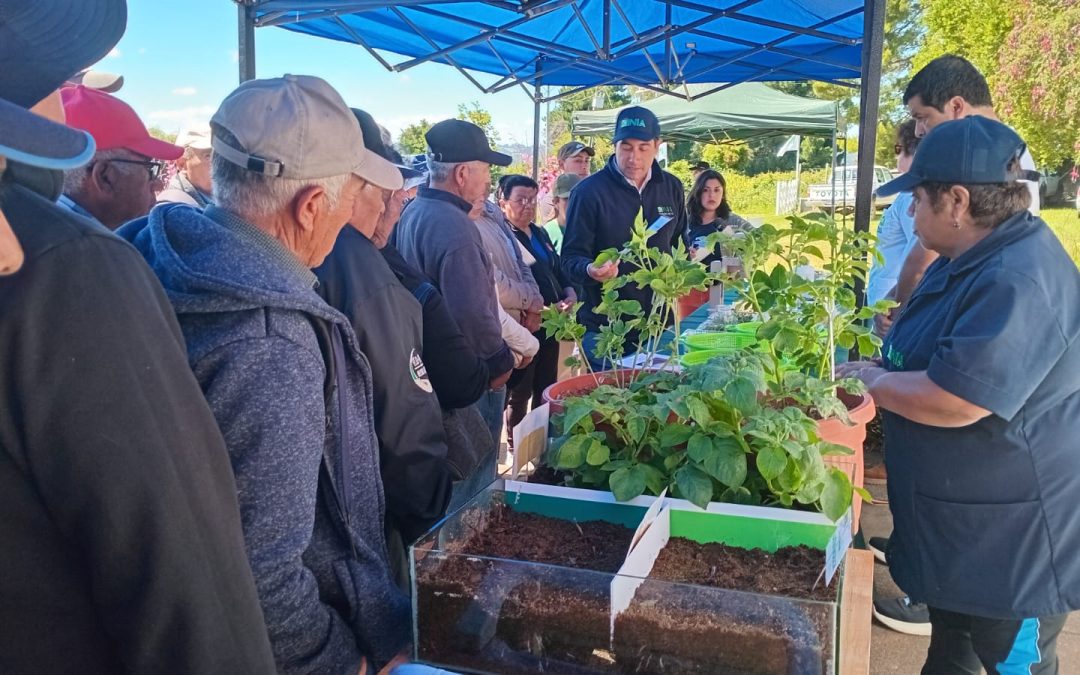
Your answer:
[410,349,433,393]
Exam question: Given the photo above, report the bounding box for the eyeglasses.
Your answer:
[106,158,166,182]
[509,197,538,206]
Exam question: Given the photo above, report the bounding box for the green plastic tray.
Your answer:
[684,331,757,352]
[728,321,763,336]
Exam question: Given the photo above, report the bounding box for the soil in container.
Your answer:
[615,538,837,675]
[416,503,634,674]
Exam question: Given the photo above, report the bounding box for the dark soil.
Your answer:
[650,538,834,602]
[614,538,836,675]
[415,504,634,673]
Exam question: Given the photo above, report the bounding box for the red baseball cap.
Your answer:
[61,85,182,161]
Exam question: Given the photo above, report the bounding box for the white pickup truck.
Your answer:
[802,165,896,215]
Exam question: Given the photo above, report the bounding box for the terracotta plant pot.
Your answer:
[542,369,647,415]
[818,390,876,529]
[677,288,710,319]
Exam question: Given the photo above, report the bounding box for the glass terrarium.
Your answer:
[411,481,844,674]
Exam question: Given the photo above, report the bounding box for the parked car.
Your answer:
[802,165,896,214]
[1039,161,1080,208]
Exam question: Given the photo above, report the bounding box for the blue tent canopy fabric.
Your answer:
[253,0,865,97]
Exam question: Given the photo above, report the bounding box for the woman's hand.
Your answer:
[836,359,886,388]
[557,288,577,313]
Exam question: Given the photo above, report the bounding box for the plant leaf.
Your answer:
[725,376,759,415]
[756,444,788,481]
[626,416,647,444]
[686,433,713,463]
[821,467,854,522]
[675,465,714,509]
[586,440,610,466]
[659,423,694,448]
[562,399,594,432]
[609,465,647,502]
[686,396,712,425]
[854,486,873,503]
[554,435,591,469]
[701,436,747,489]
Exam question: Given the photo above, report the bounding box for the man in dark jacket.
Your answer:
[0,1,276,672]
[316,109,454,547]
[396,119,514,506]
[561,106,687,369]
[120,75,410,674]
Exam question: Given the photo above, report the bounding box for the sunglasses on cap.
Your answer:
[103,158,167,182]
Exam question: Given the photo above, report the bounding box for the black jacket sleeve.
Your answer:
[0,189,276,673]
[381,245,491,409]
[561,186,601,287]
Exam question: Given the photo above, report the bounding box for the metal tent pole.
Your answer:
[830,103,838,214]
[532,57,543,177]
[238,1,257,83]
[853,0,887,328]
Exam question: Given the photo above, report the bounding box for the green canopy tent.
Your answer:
[570,82,837,143]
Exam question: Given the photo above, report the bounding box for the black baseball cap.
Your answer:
[0,0,127,170]
[425,118,511,166]
[877,116,1034,196]
[613,106,661,143]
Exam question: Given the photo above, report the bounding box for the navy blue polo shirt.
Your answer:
[880,210,1080,619]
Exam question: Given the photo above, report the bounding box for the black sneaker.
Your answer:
[868,536,889,564]
[873,596,931,636]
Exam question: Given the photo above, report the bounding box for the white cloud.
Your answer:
[138,48,147,55]
[172,86,198,97]
[107,47,121,59]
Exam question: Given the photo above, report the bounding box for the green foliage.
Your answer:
[700,142,751,170]
[717,212,896,380]
[147,126,177,144]
[916,0,1009,79]
[547,86,630,162]
[457,101,499,146]
[398,118,433,155]
[546,351,862,519]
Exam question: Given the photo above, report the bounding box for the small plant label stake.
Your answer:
[510,403,550,480]
[610,502,672,646]
[822,507,853,587]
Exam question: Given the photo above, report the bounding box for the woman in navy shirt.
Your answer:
[841,117,1080,675]
[685,169,753,268]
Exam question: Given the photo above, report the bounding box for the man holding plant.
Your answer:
[561,106,687,369]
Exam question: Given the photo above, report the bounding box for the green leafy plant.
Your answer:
[542,207,713,377]
[715,212,896,382]
[546,351,869,521]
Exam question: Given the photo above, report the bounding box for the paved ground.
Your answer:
[860,448,1079,674]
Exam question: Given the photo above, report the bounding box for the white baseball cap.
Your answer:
[175,123,212,150]
[211,74,402,189]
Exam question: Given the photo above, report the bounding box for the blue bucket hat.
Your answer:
[877,116,1035,196]
[0,0,127,170]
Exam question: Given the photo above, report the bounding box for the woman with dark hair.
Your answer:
[840,116,1080,674]
[685,169,753,268]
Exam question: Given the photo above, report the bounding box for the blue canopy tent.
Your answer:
[233,0,885,245]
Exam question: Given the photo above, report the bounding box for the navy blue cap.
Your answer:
[877,116,1031,196]
[613,105,661,143]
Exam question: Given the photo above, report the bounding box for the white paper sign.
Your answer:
[616,352,670,369]
[629,488,668,553]
[510,403,549,479]
[824,507,853,586]
[611,505,672,643]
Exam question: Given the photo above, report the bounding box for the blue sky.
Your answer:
[99,0,539,148]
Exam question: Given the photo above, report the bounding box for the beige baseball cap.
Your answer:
[175,123,212,150]
[210,74,401,190]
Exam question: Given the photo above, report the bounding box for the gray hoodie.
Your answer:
[119,203,409,673]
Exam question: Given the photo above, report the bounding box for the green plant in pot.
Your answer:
[545,350,869,521]
[541,208,713,379]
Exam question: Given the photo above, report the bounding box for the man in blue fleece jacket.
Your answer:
[119,75,409,674]
[561,106,687,369]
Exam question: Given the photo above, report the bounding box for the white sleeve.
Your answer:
[1020,148,1040,217]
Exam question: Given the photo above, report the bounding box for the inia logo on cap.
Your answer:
[621,118,647,128]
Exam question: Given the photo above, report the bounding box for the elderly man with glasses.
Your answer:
[60,85,180,230]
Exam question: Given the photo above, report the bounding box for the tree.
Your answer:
[398,118,432,154]
[545,85,631,162]
[147,125,177,144]
[457,101,499,146]
[918,0,1079,165]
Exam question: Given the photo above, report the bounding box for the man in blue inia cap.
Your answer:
[561,105,687,369]
[0,0,276,672]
